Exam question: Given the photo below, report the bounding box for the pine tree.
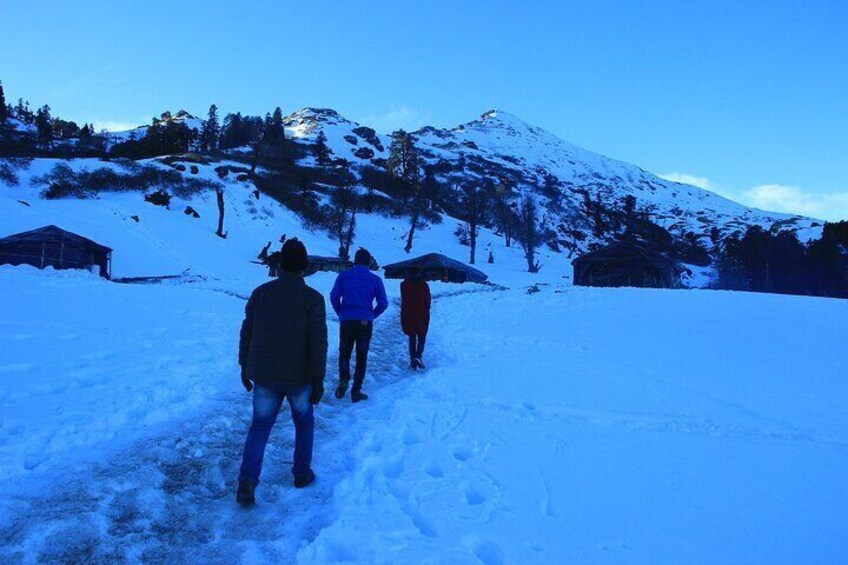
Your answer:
[35,105,53,146]
[269,107,285,143]
[621,194,636,219]
[387,130,426,252]
[387,129,421,189]
[421,167,441,209]
[252,115,271,172]
[717,225,813,295]
[16,98,34,123]
[254,108,288,167]
[0,81,7,123]
[52,118,79,139]
[454,177,488,264]
[540,172,561,202]
[314,130,331,167]
[329,181,358,259]
[221,112,243,149]
[709,226,722,256]
[201,104,220,152]
[448,155,488,263]
[144,121,194,155]
[517,196,542,273]
[807,230,846,297]
[492,180,517,248]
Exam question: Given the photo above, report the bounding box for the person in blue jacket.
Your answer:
[330,248,389,402]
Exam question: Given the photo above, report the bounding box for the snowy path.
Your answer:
[297,287,848,563]
[3,276,847,563]
[0,287,470,564]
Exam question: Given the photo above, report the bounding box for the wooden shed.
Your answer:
[572,241,683,289]
[0,225,112,278]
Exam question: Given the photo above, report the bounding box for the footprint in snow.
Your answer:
[452,443,474,462]
[400,499,437,538]
[382,454,404,479]
[467,536,506,565]
[463,482,487,506]
[401,426,422,446]
[424,460,444,478]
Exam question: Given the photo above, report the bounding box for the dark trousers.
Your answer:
[239,383,313,484]
[339,320,373,390]
[408,332,426,361]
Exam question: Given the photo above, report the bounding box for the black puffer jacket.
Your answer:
[239,273,328,388]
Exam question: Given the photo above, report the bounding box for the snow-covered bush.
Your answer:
[33,163,221,200]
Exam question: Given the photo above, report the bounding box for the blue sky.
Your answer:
[2,0,847,219]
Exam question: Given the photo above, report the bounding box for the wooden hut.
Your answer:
[572,241,683,289]
[0,225,112,278]
[305,255,354,276]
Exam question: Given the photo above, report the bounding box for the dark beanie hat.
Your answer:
[280,238,309,273]
[354,247,371,266]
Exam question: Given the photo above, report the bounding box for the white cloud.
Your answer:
[361,104,430,134]
[739,184,848,222]
[658,172,712,190]
[91,119,143,133]
[659,171,848,221]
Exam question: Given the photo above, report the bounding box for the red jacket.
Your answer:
[400,278,431,336]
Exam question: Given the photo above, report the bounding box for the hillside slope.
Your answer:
[0,105,825,289]
[93,105,821,257]
[0,156,564,282]
[280,108,820,252]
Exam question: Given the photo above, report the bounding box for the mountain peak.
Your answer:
[291,107,345,120]
[480,109,519,121]
[285,107,353,131]
[152,109,199,128]
[460,110,539,137]
[477,109,529,127]
[284,107,361,139]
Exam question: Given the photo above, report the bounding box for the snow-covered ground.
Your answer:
[1,269,846,563]
[1,166,846,563]
[303,286,848,563]
[0,157,569,281]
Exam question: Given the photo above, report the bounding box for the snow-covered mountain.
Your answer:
[278,107,820,252]
[96,105,821,252]
[103,109,203,147]
[2,105,823,280]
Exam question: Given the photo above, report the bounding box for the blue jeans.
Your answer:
[239,383,314,485]
[339,320,373,390]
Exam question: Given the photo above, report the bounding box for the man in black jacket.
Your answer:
[236,238,328,505]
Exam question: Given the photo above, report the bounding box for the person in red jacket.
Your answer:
[400,269,431,369]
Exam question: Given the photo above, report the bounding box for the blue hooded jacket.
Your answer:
[330,265,389,322]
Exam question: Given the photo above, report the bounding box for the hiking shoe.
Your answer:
[415,357,426,369]
[335,380,349,400]
[409,360,418,370]
[351,390,369,403]
[294,470,316,489]
[236,481,255,506]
